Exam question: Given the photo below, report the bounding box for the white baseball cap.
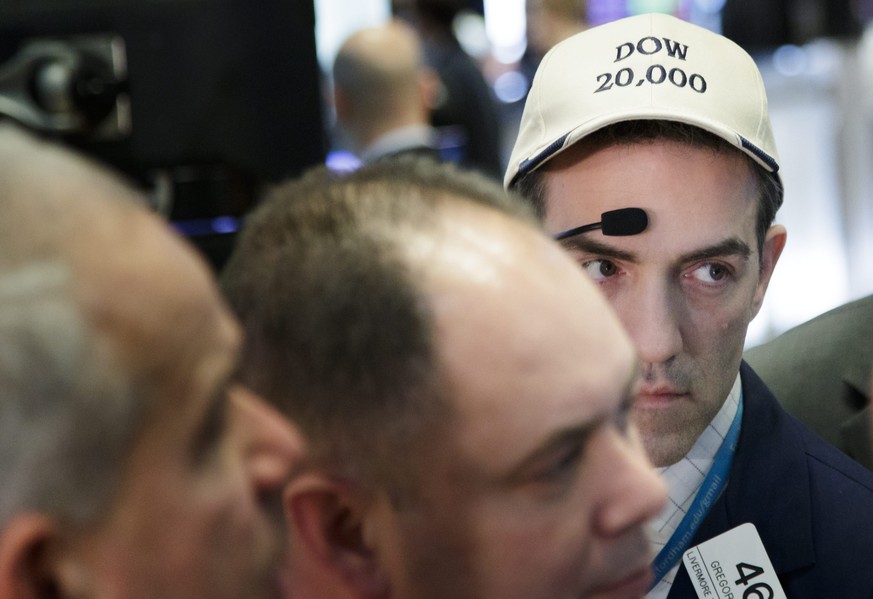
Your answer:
[505,12,780,189]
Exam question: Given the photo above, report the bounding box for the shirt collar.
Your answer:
[360,125,438,163]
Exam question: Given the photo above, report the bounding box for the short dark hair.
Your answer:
[220,157,535,499]
[512,120,784,257]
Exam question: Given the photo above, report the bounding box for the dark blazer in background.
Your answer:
[667,363,873,598]
[744,294,873,469]
[424,36,503,180]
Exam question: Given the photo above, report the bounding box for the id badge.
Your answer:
[682,523,786,599]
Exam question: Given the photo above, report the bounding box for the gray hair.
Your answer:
[0,260,145,530]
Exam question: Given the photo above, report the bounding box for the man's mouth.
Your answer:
[636,385,689,407]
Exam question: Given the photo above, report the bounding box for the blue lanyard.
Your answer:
[648,396,744,590]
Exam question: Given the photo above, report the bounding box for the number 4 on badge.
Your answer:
[735,562,765,585]
[735,563,773,599]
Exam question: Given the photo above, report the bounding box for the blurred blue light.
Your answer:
[212,216,239,234]
[493,71,529,104]
[326,149,362,173]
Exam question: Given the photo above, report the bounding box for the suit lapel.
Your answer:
[840,405,873,468]
[714,363,815,573]
[667,363,816,598]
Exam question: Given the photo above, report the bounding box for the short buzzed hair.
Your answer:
[220,158,535,499]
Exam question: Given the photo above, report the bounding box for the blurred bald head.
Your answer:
[332,19,436,152]
[0,123,223,529]
[525,0,588,58]
[0,124,302,599]
[0,125,145,265]
[0,125,222,383]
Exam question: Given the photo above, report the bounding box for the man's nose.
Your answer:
[617,278,683,367]
[231,385,307,498]
[593,426,668,537]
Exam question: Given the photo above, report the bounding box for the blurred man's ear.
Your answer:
[284,474,390,599]
[0,513,79,598]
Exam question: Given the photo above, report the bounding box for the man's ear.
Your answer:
[0,513,63,598]
[752,224,787,318]
[284,473,390,599]
[0,513,99,599]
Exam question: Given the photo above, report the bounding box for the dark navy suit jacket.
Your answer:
[667,362,873,598]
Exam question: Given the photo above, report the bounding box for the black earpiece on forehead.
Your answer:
[553,208,648,241]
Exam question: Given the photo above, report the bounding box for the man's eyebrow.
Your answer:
[678,237,752,264]
[557,235,753,267]
[557,235,637,262]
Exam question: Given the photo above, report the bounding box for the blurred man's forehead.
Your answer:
[426,211,633,466]
[73,209,240,399]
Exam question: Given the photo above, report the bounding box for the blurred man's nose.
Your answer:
[594,426,668,537]
[231,385,306,498]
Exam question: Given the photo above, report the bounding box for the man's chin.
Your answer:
[636,424,699,468]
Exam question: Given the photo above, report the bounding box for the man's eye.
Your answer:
[582,259,618,281]
[688,263,730,284]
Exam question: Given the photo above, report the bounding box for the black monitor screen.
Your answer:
[0,0,326,267]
